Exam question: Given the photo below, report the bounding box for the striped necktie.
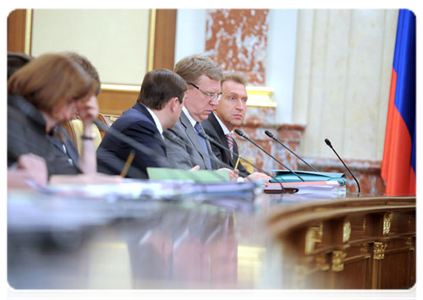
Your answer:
[226,133,234,159]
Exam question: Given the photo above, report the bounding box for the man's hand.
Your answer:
[190,165,201,171]
[246,171,271,182]
[218,168,239,181]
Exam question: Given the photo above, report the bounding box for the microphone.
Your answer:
[324,138,361,193]
[94,120,165,162]
[234,129,305,182]
[198,131,296,194]
[264,130,318,172]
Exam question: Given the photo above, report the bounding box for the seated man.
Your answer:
[97,69,187,178]
[202,72,271,182]
[164,54,238,181]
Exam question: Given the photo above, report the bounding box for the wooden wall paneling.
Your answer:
[7,9,28,53]
[266,197,416,289]
[333,257,370,289]
[97,89,139,116]
[153,9,177,70]
[378,247,415,300]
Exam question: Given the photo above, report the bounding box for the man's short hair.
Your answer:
[221,72,248,87]
[64,52,101,96]
[7,52,34,80]
[174,54,223,84]
[137,69,187,110]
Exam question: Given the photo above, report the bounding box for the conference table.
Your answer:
[7,180,415,290]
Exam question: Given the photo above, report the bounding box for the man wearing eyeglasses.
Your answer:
[164,54,238,181]
[202,72,271,182]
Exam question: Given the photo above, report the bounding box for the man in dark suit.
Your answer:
[164,54,238,181]
[202,72,271,182]
[97,69,187,178]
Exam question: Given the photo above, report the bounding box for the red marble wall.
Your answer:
[205,9,269,85]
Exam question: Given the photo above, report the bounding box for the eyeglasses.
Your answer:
[188,83,223,101]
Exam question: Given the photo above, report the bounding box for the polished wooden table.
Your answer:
[7,183,415,290]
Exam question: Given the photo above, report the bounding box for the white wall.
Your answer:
[266,9,298,124]
[174,9,207,62]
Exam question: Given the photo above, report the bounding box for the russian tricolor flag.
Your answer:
[381,9,416,196]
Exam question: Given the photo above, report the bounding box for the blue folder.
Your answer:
[270,170,347,185]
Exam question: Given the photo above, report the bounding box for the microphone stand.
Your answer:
[198,131,296,194]
[234,129,305,182]
[265,130,318,172]
[324,138,361,193]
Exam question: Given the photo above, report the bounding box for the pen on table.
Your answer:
[120,150,135,178]
[234,156,240,170]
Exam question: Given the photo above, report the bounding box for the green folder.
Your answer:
[270,170,347,185]
[147,167,230,183]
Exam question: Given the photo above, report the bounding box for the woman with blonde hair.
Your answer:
[7,53,100,181]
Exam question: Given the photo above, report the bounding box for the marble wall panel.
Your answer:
[205,9,269,85]
[293,9,398,161]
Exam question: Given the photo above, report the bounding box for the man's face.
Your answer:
[215,80,247,131]
[184,75,221,122]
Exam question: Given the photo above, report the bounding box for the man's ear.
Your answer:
[169,97,180,112]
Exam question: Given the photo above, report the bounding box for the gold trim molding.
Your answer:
[332,250,346,272]
[373,242,387,260]
[343,221,351,242]
[246,86,276,108]
[147,9,156,72]
[383,212,392,235]
[316,255,329,271]
[25,9,33,55]
[101,83,141,92]
[305,223,323,255]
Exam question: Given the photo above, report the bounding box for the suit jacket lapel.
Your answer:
[135,103,167,155]
[180,111,211,168]
[208,113,235,167]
